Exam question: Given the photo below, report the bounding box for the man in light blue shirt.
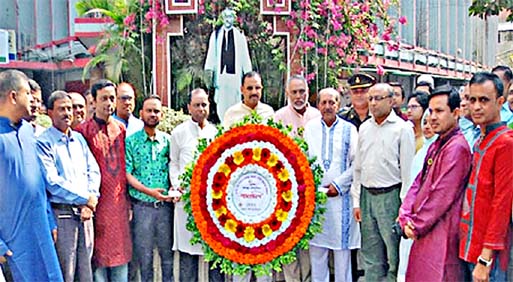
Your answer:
[0,69,63,282]
[37,90,100,282]
[458,84,480,151]
[113,82,143,137]
[492,65,513,124]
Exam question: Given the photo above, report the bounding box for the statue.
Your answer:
[204,8,252,123]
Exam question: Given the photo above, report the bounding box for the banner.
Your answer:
[0,30,9,64]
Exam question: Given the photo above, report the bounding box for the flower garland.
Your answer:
[181,115,325,276]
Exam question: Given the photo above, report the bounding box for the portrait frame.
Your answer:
[165,0,198,14]
[260,0,291,15]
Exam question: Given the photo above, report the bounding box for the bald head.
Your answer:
[68,92,86,128]
[368,83,394,123]
[188,88,210,126]
[116,82,136,120]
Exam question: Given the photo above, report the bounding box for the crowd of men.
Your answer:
[1,66,513,282]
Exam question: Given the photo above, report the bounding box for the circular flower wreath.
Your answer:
[181,114,326,276]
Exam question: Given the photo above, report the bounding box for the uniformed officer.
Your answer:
[338,73,376,130]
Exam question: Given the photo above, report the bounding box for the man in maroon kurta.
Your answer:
[398,85,471,281]
[76,80,132,280]
[459,72,513,281]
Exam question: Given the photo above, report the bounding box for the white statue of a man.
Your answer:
[204,8,252,123]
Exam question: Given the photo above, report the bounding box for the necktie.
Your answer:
[224,30,229,51]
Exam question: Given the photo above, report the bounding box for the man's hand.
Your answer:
[404,221,417,240]
[81,206,93,221]
[325,184,339,197]
[473,263,491,282]
[169,187,184,203]
[150,188,172,202]
[353,208,362,222]
[52,229,58,243]
[86,195,98,211]
[0,250,13,263]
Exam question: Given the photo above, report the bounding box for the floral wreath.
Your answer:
[181,113,325,276]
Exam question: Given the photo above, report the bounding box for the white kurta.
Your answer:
[204,26,252,122]
[223,102,274,128]
[169,119,218,255]
[303,117,360,250]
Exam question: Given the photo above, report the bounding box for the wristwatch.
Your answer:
[477,256,493,267]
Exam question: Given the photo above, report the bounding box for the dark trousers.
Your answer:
[179,252,223,282]
[463,260,507,282]
[53,207,94,282]
[132,201,174,282]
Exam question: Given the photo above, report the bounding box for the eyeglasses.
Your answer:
[368,95,391,102]
[406,104,421,110]
[72,104,85,109]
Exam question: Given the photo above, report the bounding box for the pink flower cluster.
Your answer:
[283,0,403,81]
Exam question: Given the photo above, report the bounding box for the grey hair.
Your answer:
[317,87,340,104]
[372,83,394,97]
[47,90,71,110]
[188,88,208,104]
[0,70,29,100]
[287,75,307,89]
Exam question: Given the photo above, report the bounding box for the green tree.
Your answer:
[469,0,513,21]
[76,0,157,97]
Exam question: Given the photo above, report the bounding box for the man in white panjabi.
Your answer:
[303,88,360,282]
[204,7,252,123]
[169,89,222,282]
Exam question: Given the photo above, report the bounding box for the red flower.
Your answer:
[273,161,284,172]
[279,180,292,190]
[280,200,292,212]
[270,218,282,231]
[218,214,228,226]
[212,198,223,210]
[260,148,271,161]
[235,224,245,238]
[254,226,265,240]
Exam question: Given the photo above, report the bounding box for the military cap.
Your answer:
[348,73,376,89]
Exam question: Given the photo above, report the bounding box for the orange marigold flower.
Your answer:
[225,219,237,233]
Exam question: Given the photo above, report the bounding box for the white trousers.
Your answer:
[309,245,351,282]
[397,237,413,282]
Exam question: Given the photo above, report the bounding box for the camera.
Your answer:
[391,222,407,239]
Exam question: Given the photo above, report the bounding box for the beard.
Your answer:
[144,120,160,128]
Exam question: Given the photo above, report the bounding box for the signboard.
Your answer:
[8,30,16,60]
[0,30,9,64]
